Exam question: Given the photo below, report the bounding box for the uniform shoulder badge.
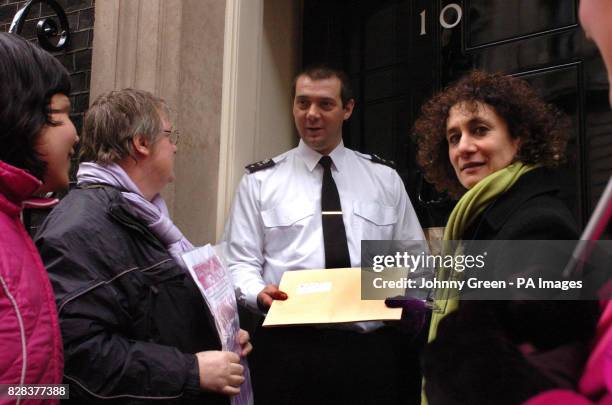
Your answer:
[245,158,275,174]
[369,153,396,169]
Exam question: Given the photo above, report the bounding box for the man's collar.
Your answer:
[297,139,346,172]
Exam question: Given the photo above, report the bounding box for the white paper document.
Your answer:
[182,244,253,405]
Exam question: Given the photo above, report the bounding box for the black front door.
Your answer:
[303,0,611,228]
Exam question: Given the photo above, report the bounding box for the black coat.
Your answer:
[423,168,600,405]
[35,186,229,405]
[462,168,577,241]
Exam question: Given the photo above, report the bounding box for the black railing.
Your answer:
[9,0,70,52]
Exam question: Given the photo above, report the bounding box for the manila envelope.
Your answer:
[262,267,402,327]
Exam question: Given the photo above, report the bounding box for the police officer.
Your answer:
[224,65,426,404]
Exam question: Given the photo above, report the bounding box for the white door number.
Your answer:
[420,3,463,35]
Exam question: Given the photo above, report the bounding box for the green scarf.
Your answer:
[427,162,537,342]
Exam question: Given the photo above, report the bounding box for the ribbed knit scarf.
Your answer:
[77,162,194,269]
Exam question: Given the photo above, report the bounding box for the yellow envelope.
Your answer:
[263,268,402,327]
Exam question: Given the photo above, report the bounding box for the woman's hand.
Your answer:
[384,296,428,337]
[237,329,253,357]
[196,351,245,396]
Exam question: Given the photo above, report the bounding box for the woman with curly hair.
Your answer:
[415,70,567,200]
[413,70,599,405]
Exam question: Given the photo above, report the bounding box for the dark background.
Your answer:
[303,0,612,232]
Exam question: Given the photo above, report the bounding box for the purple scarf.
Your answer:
[77,162,194,268]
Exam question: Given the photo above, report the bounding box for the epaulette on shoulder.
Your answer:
[245,158,275,174]
[371,154,396,168]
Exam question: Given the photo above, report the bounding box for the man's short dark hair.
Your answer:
[0,33,71,180]
[292,64,354,107]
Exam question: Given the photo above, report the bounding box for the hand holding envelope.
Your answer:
[257,284,288,312]
[385,296,429,337]
[262,268,403,327]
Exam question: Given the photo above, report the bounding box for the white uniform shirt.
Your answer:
[225,140,426,331]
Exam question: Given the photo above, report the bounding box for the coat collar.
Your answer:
[472,168,560,234]
[0,160,57,217]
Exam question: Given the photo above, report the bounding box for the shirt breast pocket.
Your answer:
[352,201,397,240]
[261,201,315,249]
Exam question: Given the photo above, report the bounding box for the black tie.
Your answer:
[319,156,351,268]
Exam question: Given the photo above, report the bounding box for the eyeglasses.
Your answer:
[163,129,180,145]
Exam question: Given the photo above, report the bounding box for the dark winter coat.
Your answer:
[35,186,229,405]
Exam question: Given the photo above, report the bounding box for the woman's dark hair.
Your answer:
[414,70,569,198]
[0,33,71,180]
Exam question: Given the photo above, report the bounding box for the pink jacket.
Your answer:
[0,161,63,404]
[525,300,612,405]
